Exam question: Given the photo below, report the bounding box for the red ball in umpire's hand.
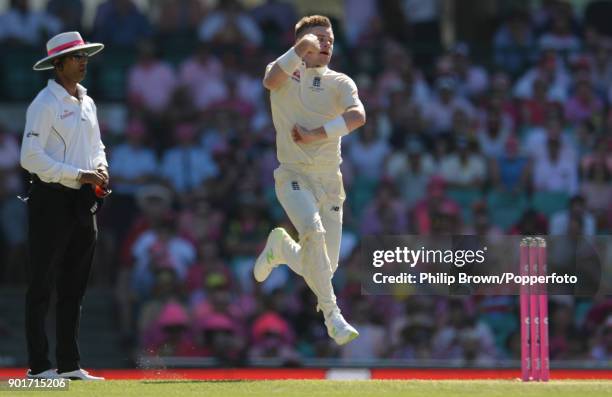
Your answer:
[94,184,107,198]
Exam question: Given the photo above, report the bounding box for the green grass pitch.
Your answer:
[15,380,612,397]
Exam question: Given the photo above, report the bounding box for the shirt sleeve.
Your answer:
[20,100,80,181]
[91,102,108,168]
[337,75,362,111]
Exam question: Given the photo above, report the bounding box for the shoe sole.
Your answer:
[58,376,103,381]
[27,375,60,379]
[253,228,284,282]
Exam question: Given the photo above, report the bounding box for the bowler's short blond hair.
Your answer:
[295,15,332,39]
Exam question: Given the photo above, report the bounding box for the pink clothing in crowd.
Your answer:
[128,61,177,112]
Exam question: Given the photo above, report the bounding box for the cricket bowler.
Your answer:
[254,15,366,345]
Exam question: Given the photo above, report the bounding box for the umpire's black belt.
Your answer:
[31,174,77,193]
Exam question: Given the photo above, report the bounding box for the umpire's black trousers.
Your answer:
[25,181,97,374]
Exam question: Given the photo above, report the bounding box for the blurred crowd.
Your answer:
[0,0,611,366]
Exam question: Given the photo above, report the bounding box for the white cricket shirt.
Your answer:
[267,61,362,168]
[20,79,108,189]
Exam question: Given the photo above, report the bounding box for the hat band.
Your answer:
[48,39,85,56]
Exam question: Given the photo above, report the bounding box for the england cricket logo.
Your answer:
[310,76,323,92]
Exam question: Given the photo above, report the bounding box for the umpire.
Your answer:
[19,32,108,381]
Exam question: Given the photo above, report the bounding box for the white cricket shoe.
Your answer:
[253,227,289,282]
[26,369,60,379]
[325,309,359,345]
[57,369,104,381]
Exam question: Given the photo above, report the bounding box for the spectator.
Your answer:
[197,0,262,47]
[477,109,512,159]
[431,299,497,364]
[581,154,612,231]
[360,181,408,235]
[514,50,570,103]
[93,0,152,47]
[178,194,226,244]
[178,42,225,110]
[342,0,378,47]
[520,78,557,127]
[153,0,207,36]
[186,241,231,303]
[141,300,195,357]
[385,138,437,209]
[161,86,200,136]
[589,41,612,96]
[389,298,435,359]
[250,0,297,42]
[109,119,158,197]
[538,4,581,54]
[439,138,487,190]
[191,271,250,331]
[131,213,196,297]
[0,127,26,282]
[549,300,585,359]
[450,42,489,99]
[249,312,299,363]
[494,10,536,76]
[347,122,390,182]
[127,41,177,113]
[106,119,158,239]
[412,176,461,235]
[340,300,386,360]
[193,312,244,365]
[46,0,83,32]
[590,315,612,360]
[422,77,475,136]
[549,195,596,236]
[137,267,183,343]
[564,77,603,124]
[0,127,22,197]
[523,110,575,158]
[399,0,441,45]
[207,79,256,120]
[531,123,578,195]
[462,202,503,237]
[580,134,612,175]
[0,0,62,45]
[375,43,430,107]
[488,72,520,129]
[510,209,548,235]
[388,99,427,150]
[490,135,530,193]
[161,123,218,195]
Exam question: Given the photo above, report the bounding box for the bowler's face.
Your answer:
[301,26,334,67]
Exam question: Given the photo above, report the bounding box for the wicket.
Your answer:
[520,237,550,381]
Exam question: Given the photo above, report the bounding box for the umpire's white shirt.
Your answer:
[267,62,362,168]
[20,79,108,189]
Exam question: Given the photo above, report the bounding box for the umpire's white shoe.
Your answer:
[325,309,359,345]
[27,369,60,379]
[57,369,104,381]
[254,227,289,282]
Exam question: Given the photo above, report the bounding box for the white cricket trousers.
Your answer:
[273,163,345,315]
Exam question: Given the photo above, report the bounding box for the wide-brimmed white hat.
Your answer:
[33,31,104,71]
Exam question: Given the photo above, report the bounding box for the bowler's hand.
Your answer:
[292,124,325,144]
[78,170,106,186]
[295,33,321,57]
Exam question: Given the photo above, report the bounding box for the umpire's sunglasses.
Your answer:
[69,52,89,61]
